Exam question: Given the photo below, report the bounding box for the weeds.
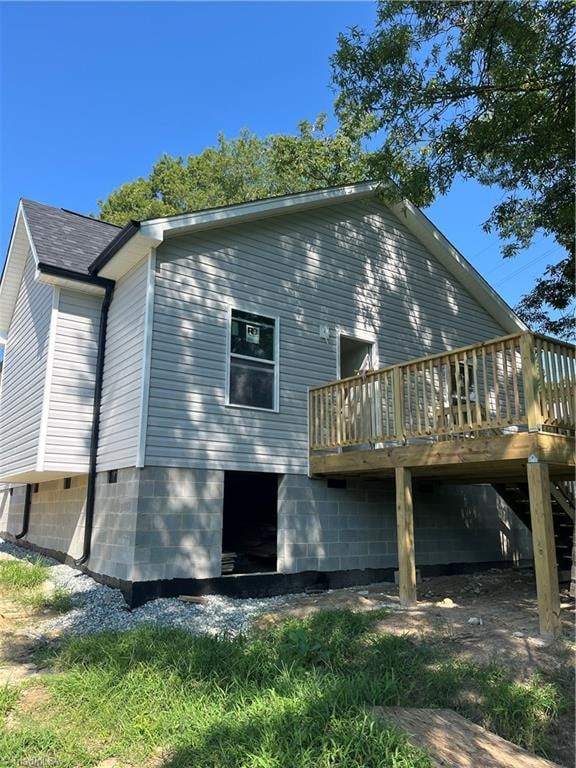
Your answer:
[5,610,565,768]
[0,558,47,590]
[23,588,74,614]
[0,685,19,721]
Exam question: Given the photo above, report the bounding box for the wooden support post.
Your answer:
[395,466,417,607]
[526,461,561,638]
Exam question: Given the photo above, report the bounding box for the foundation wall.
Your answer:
[1,469,532,586]
[0,471,140,581]
[0,484,26,536]
[132,467,223,581]
[277,475,533,574]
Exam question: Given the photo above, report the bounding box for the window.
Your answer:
[32,483,39,494]
[108,469,118,484]
[228,309,278,410]
[450,361,476,404]
[63,477,72,490]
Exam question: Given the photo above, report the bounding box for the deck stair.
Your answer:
[495,481,575,578]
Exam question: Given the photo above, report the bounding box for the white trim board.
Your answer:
[136,249,156,467]
[36,287,60,471]
[141,182,380,241]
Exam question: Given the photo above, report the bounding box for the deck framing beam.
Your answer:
[395,466,417,607]
[310,432,574,481]
[526,460,561,638]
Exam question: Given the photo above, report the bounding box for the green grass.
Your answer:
[0,558,47,590]
[0,609,568,768]
[23,587,74,614]
[0,685,19,722]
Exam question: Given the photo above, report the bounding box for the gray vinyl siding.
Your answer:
[97,256,148,471]
[43,290,101,471]
[0,250,53,477]
[146,197,507,473]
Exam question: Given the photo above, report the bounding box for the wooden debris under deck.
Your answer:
[221,552,236,574]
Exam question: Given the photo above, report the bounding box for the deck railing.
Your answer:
[309,332,575,452]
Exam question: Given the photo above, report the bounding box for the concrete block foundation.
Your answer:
[278,475,532,575]
[0,469,532,590]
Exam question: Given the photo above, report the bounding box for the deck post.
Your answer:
[392,366,405,442]
[526,460,561,638]
[395,466,417,607]
[519,332,541,431]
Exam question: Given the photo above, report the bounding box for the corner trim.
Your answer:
[136,249,156,468]
[36,287,60,471]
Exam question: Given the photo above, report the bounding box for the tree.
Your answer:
[98,115,369,226]
[332,1,575,337]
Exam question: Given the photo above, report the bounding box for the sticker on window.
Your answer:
[245,324,260,344]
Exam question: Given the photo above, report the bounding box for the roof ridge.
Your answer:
[60,208,121,229]
[21,198,121,229]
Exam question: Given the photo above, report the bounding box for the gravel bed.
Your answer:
[0,538,303,639]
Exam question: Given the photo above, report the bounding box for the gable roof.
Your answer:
[21,199,120,275]
[0,201,119,342]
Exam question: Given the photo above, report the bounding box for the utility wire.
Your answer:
[493,247,559,288]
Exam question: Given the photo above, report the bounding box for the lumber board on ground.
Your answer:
[372,707,565,768]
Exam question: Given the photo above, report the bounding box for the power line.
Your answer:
[493,248,560,288]
[471,241,556,278]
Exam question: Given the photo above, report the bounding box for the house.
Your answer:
[0,183,573,634]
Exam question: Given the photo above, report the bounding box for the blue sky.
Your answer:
[0,1,559,310]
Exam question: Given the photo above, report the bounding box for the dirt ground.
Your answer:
[258,568,575,681]
[1,566,574,766]
[258,568,576,767]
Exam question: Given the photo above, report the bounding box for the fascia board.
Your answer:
[139,182,380,241]
[0,203,38,343]
[96,232,162,280]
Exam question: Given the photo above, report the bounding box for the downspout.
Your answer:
[75,282,114,566]
[15,484,32,539]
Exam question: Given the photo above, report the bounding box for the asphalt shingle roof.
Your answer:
[21,199,121,275]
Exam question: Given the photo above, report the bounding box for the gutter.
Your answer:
[75,281,115,566]
[15,484,32,539]
[37,263,115,290]
[89,220,140,274]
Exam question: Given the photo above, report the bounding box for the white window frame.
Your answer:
[225,305,280,413]
[335,326,378,380]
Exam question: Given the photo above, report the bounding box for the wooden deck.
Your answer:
[308,331,575,637]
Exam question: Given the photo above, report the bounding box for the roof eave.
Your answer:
[88,220,141,273]
[36,263,115,291]
[139,181,380,242]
